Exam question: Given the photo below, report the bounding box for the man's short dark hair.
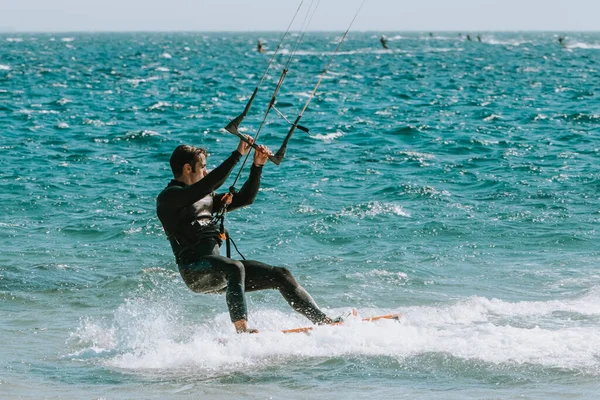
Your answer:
[169,145,207,178]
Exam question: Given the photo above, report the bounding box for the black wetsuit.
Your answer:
[380,37,388,49]
[156,150,328,324]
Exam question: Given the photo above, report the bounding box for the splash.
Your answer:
[310,131,343,141]
[568,42,600,50]
[69,290,600,374]
[339,201,410,219]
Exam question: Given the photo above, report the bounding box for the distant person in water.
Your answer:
[380,35,389,49]
[257,40,266,53]
[477,35,482,42]
[467,34,472,41]
[558,36,566,48]
[156,138,339,333]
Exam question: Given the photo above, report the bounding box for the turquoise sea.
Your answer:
[1,31,600,399]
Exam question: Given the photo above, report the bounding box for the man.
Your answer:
[558,36,566,48]
[156,137,337,333]
[380,35,388,49]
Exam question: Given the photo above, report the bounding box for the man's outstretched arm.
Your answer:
[214,144,271,212]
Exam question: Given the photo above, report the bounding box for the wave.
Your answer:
[147,101,182,111]
[125,76,161,87]
[485,39,530,46]
[111,130,163,143]
[338,201,411,219]
[567,42,600,50]
[309,131,343,141]
[348,269,408,285]
[400,183,451,199]
[275,48,409,57]
[397,150,436,165]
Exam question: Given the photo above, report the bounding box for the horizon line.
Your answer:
[1,29,597,34]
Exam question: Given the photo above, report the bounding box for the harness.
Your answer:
[212,188,246,260]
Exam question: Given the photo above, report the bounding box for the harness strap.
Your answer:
[217,214,231,258]
[214,190,246,260]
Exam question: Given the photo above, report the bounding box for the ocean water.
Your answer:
[1,31,600,399]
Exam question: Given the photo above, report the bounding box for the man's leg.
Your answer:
[179,256,256,333]
[241,260,331,324]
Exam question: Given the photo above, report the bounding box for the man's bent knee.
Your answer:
[274,266,297,286]
[225,259,245,280]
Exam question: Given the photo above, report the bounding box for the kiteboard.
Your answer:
[281,313,401,334]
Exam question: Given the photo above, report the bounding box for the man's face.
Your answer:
[188,153,207,184]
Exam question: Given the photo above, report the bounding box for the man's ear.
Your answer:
[183,163,191,174]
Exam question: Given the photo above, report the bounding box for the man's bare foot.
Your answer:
[320,309,357,324]
[237,328,259,334]
[234,319,259,334]
[319,316,344,325]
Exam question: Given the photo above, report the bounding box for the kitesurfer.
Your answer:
[156,138,337,333]
[558,36,566,47]
[380,35,388,49]
[257,40,266,53]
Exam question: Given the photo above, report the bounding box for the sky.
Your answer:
[0,0,597,32]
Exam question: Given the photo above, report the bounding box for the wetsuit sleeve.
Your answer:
[161,151,242,208]
[214,164,262,212]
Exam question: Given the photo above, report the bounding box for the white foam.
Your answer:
[310,131,343,141]
[339,201,411,219]
[297,204,317,214]
[483,114,502,121]
[278,48,401,57]
[126,76,160,87]
[0,64,10,71]
[398,151,435,161]
[424,47,463,53]
[69,316,117,355]
[69,288,600,374]
[83,119,105,126]
[147,101,172,111]
[568,42,600,50]
[348,269,408,284]
[56,98,71,105]
[486,39,529,46]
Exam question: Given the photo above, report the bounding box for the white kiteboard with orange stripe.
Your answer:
[281,311,401,334]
